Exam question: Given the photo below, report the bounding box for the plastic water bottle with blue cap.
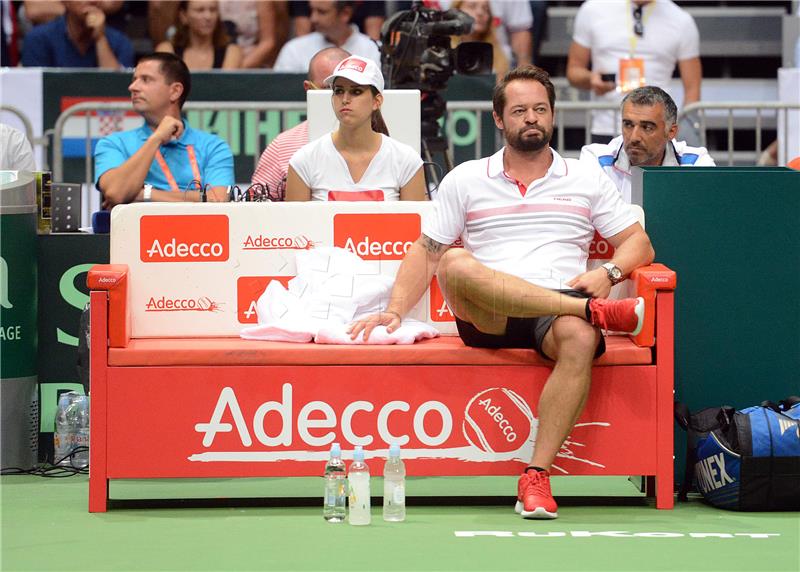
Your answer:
[348,446,371,525]
[383,444,406,522]
[323,442,347,522]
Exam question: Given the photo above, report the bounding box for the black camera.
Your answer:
[380,4,493,92]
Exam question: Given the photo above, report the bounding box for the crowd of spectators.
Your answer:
[2,1,543,70]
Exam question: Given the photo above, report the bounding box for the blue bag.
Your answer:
[675,397,800,511]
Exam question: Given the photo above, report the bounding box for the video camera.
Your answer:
[380,3,493,92]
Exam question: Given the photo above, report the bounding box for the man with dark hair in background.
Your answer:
[350,66,655,520]
[94,52,234,207]
[274,1,379,72]
[580,86,714,203]
[251,46,350,195]
[21,0,133,68]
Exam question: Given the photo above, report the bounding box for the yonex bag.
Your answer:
[675,397,800,511]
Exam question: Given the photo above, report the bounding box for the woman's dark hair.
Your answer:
[172,1,230,51]
[369,86,389,136]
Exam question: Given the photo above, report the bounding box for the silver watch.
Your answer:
[601,262,623,285]
[143,183,153,202]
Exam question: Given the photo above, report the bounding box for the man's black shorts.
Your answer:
[454,289,606,361]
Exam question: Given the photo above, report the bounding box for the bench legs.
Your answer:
[89,291,109,513]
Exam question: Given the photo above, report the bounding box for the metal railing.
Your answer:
[52,100,307,183]
[52,99,800,185]
[445,100,621,159]
[679,101,800,166]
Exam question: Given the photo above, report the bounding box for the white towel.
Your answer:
[240,247,439,344]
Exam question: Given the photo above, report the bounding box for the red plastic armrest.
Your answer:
[629,263,677,347]
[87,264,130,348]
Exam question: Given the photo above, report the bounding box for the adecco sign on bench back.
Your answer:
[140,214,229,262]
[109,203,458,337]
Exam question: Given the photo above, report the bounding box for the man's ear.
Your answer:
[667,121,678,140]
[302,80,313,91]
[169,82,184,105]
[492,111,504,131]
[339,5,354,23]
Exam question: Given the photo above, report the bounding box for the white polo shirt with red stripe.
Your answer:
[423,147,637,290]
[289,133,423,201]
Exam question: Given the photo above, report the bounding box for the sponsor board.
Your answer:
[140,214,229,263]
[237,276,292,324]
[333,213,420,261]
[111,203,460,337]
[104,366,656,477]
[430,277,455,323]
[588,231,615,260]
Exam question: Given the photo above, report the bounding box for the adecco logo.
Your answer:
[338,57,366,73]
[145,296,222,312]
[187,382,612,474]
[430,277,455,323]
[140,215,229,263]
[237,276,292,324]
[588,231,615,260]
[333,213,420,260]
[242,235,313,251]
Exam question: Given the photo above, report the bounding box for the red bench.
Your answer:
[87,262,676,512]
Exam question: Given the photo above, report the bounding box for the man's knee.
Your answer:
[549,317,600,361]
[437,248,477,293]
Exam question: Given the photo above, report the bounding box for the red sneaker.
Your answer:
[515,470,558,519]
[588,297,645,335]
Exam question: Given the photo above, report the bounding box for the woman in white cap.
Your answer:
[286,56,427,201]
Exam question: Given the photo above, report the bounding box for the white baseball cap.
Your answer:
[324,56,384,93]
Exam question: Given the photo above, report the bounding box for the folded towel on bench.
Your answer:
[240,246,439,344]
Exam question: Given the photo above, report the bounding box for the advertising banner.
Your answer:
[110,202,459,337]
[37,233,109,461]
[106,364,657,478]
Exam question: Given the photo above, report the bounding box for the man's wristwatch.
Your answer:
[143,184,152,202]
[601,262,623,285]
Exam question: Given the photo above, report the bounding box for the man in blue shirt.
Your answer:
[21,0,134,69]
[94,52,234,206]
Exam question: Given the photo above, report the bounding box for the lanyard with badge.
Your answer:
[154,145,201,192]
[619,0,654,93]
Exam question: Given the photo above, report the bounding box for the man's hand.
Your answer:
[590,72,616,96]
[85,7,107,40]
[347,311,402,342]
[567,267,613,299]
[152,116,184,145]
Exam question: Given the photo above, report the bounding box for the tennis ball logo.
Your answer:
[462,388,535,454]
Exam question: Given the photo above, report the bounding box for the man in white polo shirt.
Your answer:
[273,1,380,73]
[580,86,715,203]
[566,0,702,143]
[349,66,655,520]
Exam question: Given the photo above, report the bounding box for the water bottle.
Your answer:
[383,444,406,522]
[323,442,347,522]
[348,446,371,525]
[53,391,90,468]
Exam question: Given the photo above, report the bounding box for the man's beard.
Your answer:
[506,125,552,153]
[624,143,659,167]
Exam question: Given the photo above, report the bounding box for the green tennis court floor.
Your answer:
[2,475,798,572]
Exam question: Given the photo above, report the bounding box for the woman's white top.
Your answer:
[289,133,423,201]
